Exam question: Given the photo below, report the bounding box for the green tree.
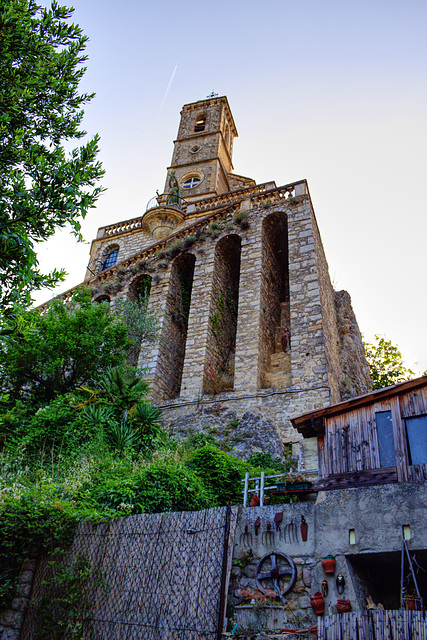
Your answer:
[363,335,415,390]
[0,1,104,310]
[0,288,132,405]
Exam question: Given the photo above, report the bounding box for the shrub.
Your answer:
[0,481,78,608]
[15,394,91,459]
[185,445,242,505]
[247,452,283,473]
[233,210,248,225]
[90,460,213,513]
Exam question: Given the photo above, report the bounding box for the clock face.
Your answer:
[182,177,201,189]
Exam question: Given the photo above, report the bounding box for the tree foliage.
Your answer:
[0,1,104,309]
[0,288,132,404]
[363,335,415,390]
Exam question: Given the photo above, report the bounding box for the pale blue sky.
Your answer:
[35,0,427,371]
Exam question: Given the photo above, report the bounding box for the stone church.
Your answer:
[70,95,371,456]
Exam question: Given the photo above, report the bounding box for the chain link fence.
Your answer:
[20,506,237,640]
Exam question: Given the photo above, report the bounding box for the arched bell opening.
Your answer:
[204,235,241,394]
[157,253,196,400]
[260,212,290,388]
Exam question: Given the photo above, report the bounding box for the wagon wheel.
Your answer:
[255,552,297,600]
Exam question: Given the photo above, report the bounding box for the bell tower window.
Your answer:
[101,247,119,271]
[182,177,201,189]
[194,115,206,132]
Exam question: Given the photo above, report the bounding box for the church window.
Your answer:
[182,177,201,189]
[406,415,427,465]
[194,115,206,132]
[101,247,119,271]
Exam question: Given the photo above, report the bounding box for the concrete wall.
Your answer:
[231,481,427,630]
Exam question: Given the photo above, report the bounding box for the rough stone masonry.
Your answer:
[44,95,371,462]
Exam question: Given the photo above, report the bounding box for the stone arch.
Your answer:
[129,274,152,302]
[157,253,196,400]
[260,211,290,388]
[204,235,241,393]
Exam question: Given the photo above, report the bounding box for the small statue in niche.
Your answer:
[281,326,291,352]
[166,171,181,206]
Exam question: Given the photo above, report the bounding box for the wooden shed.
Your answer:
[292,376,427,491]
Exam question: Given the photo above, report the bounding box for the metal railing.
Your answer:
[145,193,188,212]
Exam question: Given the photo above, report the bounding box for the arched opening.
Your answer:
[157,253,196,400]
[194,114,206,132]
[260,212,290,388]
[93,294,110,304]
[204,235,241,394]
[129,274,152,302]
[101,245,119,271]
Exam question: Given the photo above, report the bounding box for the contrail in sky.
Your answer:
[156,63,179,120]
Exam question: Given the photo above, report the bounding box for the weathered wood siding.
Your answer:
[318,610,427,640]
[20,507,237,640]
[319,386,427,484]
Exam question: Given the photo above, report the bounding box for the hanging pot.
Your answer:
[250,494,260,507]
[310,592,325,615]
[336,599,352,614]
[321,557,336,575]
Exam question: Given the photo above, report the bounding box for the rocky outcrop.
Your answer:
[334,290,372,399]
[168,407,284,460]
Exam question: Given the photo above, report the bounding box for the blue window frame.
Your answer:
[406,415,427,465]
[182,177,201,189]
[102,248,119,270]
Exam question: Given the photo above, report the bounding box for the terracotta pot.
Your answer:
[322,557,336,574]
[405,598,422,611]
[249,494,260,507]
[336,599,352,614]
[310,592,325,615]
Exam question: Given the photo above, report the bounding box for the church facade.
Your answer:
[60,95,371,450]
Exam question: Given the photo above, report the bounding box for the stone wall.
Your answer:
[230,481,427,634]
[0,555,37,640]
[334,289,372,398]
[78,183,370,447]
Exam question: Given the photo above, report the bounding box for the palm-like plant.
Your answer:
[105,417,140,453]
[97,367,149,414]
[133,402,162,434]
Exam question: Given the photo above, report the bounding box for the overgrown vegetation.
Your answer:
[0,287,281,610]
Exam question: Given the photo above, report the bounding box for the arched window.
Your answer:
[182,176,201,189]
[130,274,152,302]
[94,294,110,304]
[156,254,196,400]
[204,235,241,393]
[101,247,119,271]
[194,114,206,132]
[260,212,290,388]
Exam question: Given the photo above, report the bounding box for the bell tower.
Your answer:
[164,96,242,201]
